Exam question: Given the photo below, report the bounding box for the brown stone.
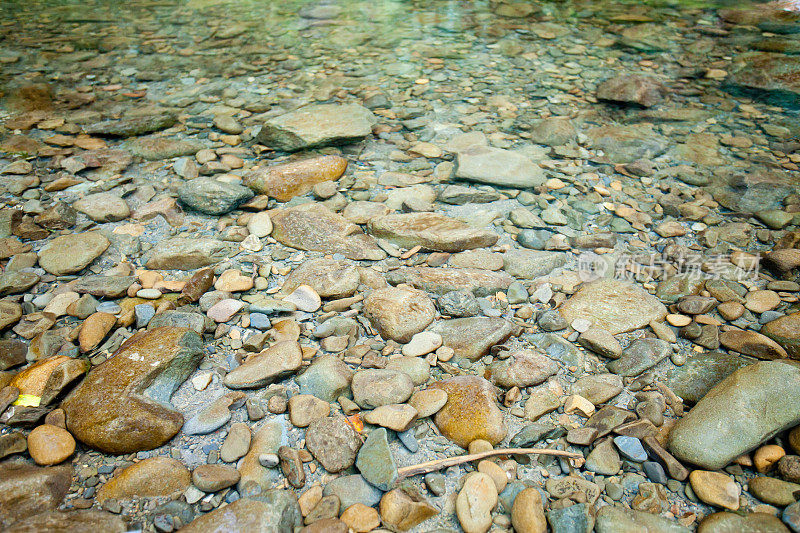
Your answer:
[244,155,348,202]
[432,376,507,448]
[379,488,438,531]
[27,424,75,465]
[0,462,72,529]
[96,457,191,502]
[78,312,117,352]
[61,327,203,453]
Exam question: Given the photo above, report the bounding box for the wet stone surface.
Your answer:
[2,0,800,531]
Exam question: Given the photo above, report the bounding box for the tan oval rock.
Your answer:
[97,457,190,503]
[27,424,75,465]
[511,487,547,533]
[244,155,348,202]
[363,286,435,343]
[456,472,498,533]
[78,312,117,353]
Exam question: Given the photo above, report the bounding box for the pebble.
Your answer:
[27,424,75,465]
[689,470,741,510]
[456,472,498,533]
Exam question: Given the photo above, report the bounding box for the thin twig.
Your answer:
[396,447,585,480]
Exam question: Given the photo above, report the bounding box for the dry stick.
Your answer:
[396,447,585,480]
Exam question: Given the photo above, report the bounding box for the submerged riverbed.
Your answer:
[2,0,800,532]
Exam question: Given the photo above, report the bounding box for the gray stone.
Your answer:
[503,250,567,279]
[356,428,397,491]
[295,355,353,402]
[669,360,800,470]
[178,178,253,215]
[257,103,376,151]
[455,145,545,188]
[323,475,383,510]
[607,338,671,377]
[595,505,689,533]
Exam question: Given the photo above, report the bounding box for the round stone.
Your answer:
[27,424,75,465]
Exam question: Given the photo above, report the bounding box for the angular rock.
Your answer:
[61,327,203,454]
[270,203,386,261]
[356,427,398,491]
[368,212,498,253]
[257,103,376,151]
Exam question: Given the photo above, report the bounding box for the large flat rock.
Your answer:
[558,279,667,335]
[668,360,800,470]
[454,145,545,188]
[724,52,800,109]
[386,267,513,297]
[270,203,386,261]
[61,327,203,454]
[257,103,376,151]
[368,212,498,253]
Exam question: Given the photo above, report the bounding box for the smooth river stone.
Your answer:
[385,267,513,297]
[257,103,376,151]
[37,231,109,276]
[761,312,800,358]
[454,145,545,188]
[559,279,668,335]
[363,286,435,343]
[429,317,518,361]
[61,327,203,454]
[244,155,347,201]
[668,360,800,470]
[144,237,232,270]
[368,212,498,253]
[224,341,302,389]
[432,376,507,448]
[270,203,386,261]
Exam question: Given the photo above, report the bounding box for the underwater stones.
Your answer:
[724,52,800,109]
[597,74,666,108]
[61,327,203,454]
[430,317,518,360]
[144,237,231,270]
[363,286,435,343]
[181,492,302,533]
[669,360,800,470]
[586,124,670,164]
[224,341,303,389]
[486,349,558,388]
[37,231,109,276]
[126,136,204,160]
[84,113,177,137]
[502,250,567,279]
[719,329,788,360]
[432,376,507,448]
[454,145,545,188]
[281,258,359,299]
[368,212,498,253]
[762,312,800,358]
[0,462,72,529]
[244,155,347,201]
[558,279,667,335]
[177,178,253,215]
[270,203,386,261]
[257,103,377,151]
[385,267,513,297]
[73,192,130,222]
